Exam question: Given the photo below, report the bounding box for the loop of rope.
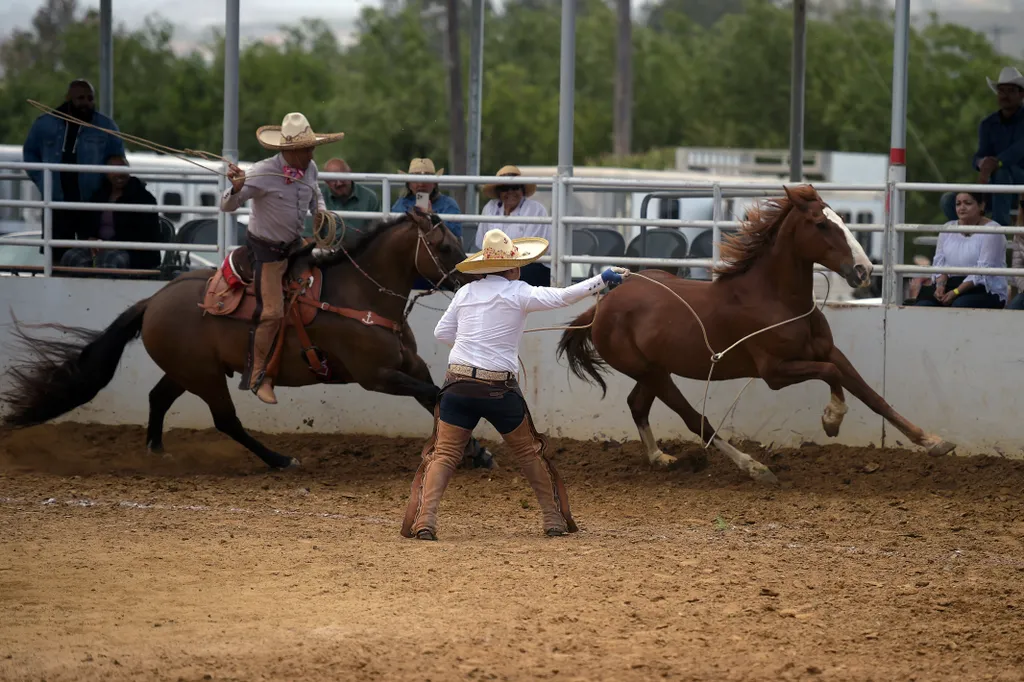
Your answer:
[27,99,343,251]
[524,270,831,450]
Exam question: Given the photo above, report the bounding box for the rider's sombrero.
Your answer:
[456,228,548,274]
[482,165,537,199]
[256,112,344,151]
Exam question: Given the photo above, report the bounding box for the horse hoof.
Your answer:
[471,448,495,470]
[926,440,956,458]
[650,451,679,469]
[748,462,779,485]
[286,457,302,468]
[822,418,841,438]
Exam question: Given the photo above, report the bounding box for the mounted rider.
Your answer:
[401,228,630,540]
[220,112,344,405]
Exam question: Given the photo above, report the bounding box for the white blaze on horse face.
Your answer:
[823,206,873,276]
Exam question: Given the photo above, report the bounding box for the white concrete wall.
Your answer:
[0,278,1017,457]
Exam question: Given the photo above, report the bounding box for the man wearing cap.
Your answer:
[400,228,630,541]
[221,112,343,405]
[975,66,1024,225]
[477,165,551,286]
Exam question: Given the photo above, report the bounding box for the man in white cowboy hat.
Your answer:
[476,164,551,286]
[400,228,630,541]
[220,112,344,404]
[974,66,1024,225]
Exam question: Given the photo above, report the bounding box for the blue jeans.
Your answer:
[438,390,526,434]
[914,292,1004,309]
[1007,293,1024,309]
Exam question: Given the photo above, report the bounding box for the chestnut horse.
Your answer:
[558,185,955,483]
[1,211,495,470]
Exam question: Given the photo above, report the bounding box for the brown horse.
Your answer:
[558,184,955,483]
[1,210,495,470]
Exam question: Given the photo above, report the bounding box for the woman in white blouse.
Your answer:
[476,165,551,286]
[913,192,1007,309]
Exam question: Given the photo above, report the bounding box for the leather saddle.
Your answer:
[198,246,402,382]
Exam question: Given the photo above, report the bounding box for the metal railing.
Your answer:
[4,159,1024,307]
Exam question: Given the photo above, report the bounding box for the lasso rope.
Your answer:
[26,99,343,250]
[526,270,832,450]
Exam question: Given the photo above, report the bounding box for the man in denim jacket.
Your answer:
[22,79,125,265]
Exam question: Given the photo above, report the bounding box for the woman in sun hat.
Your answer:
[400,228,630,541]
[477,164,551,285]
[220,112,344,405]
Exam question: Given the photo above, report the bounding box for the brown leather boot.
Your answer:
[250,321,282,404]
[401,420,473,540]
[501,417,578,536]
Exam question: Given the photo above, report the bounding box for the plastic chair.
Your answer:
[625,228,689,278]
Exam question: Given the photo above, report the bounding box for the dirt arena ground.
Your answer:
[2,424,1023,682]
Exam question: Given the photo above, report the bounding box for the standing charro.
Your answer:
[220,112,344,405]
[401,228,631,540]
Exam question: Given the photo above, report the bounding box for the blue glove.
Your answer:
[601,267,630,285]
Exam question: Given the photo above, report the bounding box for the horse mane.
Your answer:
[313,213,411,267]
[712,185,817,278]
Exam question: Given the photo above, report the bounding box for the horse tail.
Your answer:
[556,304,610,398]
[1,299,149,428]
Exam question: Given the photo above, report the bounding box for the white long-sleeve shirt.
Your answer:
[931,222,1008,301]
[435,273,607,375]
[475,197,551,267]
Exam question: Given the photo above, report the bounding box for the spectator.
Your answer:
[1007,195,1024,310]
[476,165,551,286]
[392,158,462,290]
[974,66,1024,226]
[913,192,1006,309]
[317,157,380,248]
[60,155,161,272]
[22,79,125,266]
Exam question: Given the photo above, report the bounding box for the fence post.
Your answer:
[551,175,563,285]
[881,177,900,305]
[711,182,722,281]
[382,178,391,222]
[42,169,53,277]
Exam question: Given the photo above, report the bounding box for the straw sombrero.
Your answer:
[256,112,344,151]
[456,228,548,274]
[399,158,444,176]
[483,165,537,199]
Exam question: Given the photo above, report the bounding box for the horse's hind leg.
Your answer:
[648,373,778,484]
[627,380,678,469]
[195,375,297,470]
[829,347,955,456]
[146,375,186,455]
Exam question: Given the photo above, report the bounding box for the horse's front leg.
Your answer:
[400,352,495,470]
[754,355,849,437]
[827,346,955,457]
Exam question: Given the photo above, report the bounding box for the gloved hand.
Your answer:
[601,266,631,285]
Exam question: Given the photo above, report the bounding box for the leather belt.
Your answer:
[447,363,515,382]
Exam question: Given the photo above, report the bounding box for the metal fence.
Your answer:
[3,160,1024,306]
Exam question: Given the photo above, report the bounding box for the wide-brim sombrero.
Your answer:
[483,165,537,199]
[456,236,549,274]
[256,112,344,151]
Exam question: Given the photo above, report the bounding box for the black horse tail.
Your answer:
[556,304,610,398]
[1,299,148,428]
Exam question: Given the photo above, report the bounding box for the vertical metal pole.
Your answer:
[43,169,53,277]
[220,0,241,261]
[550,177,561,282]
[382,179,392,221]
[466,0,485,215]
[711,183,722,281]
[788,0,807,182]
[883,0,910,306]
[99,0,114,118]
[556,0,577,286]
